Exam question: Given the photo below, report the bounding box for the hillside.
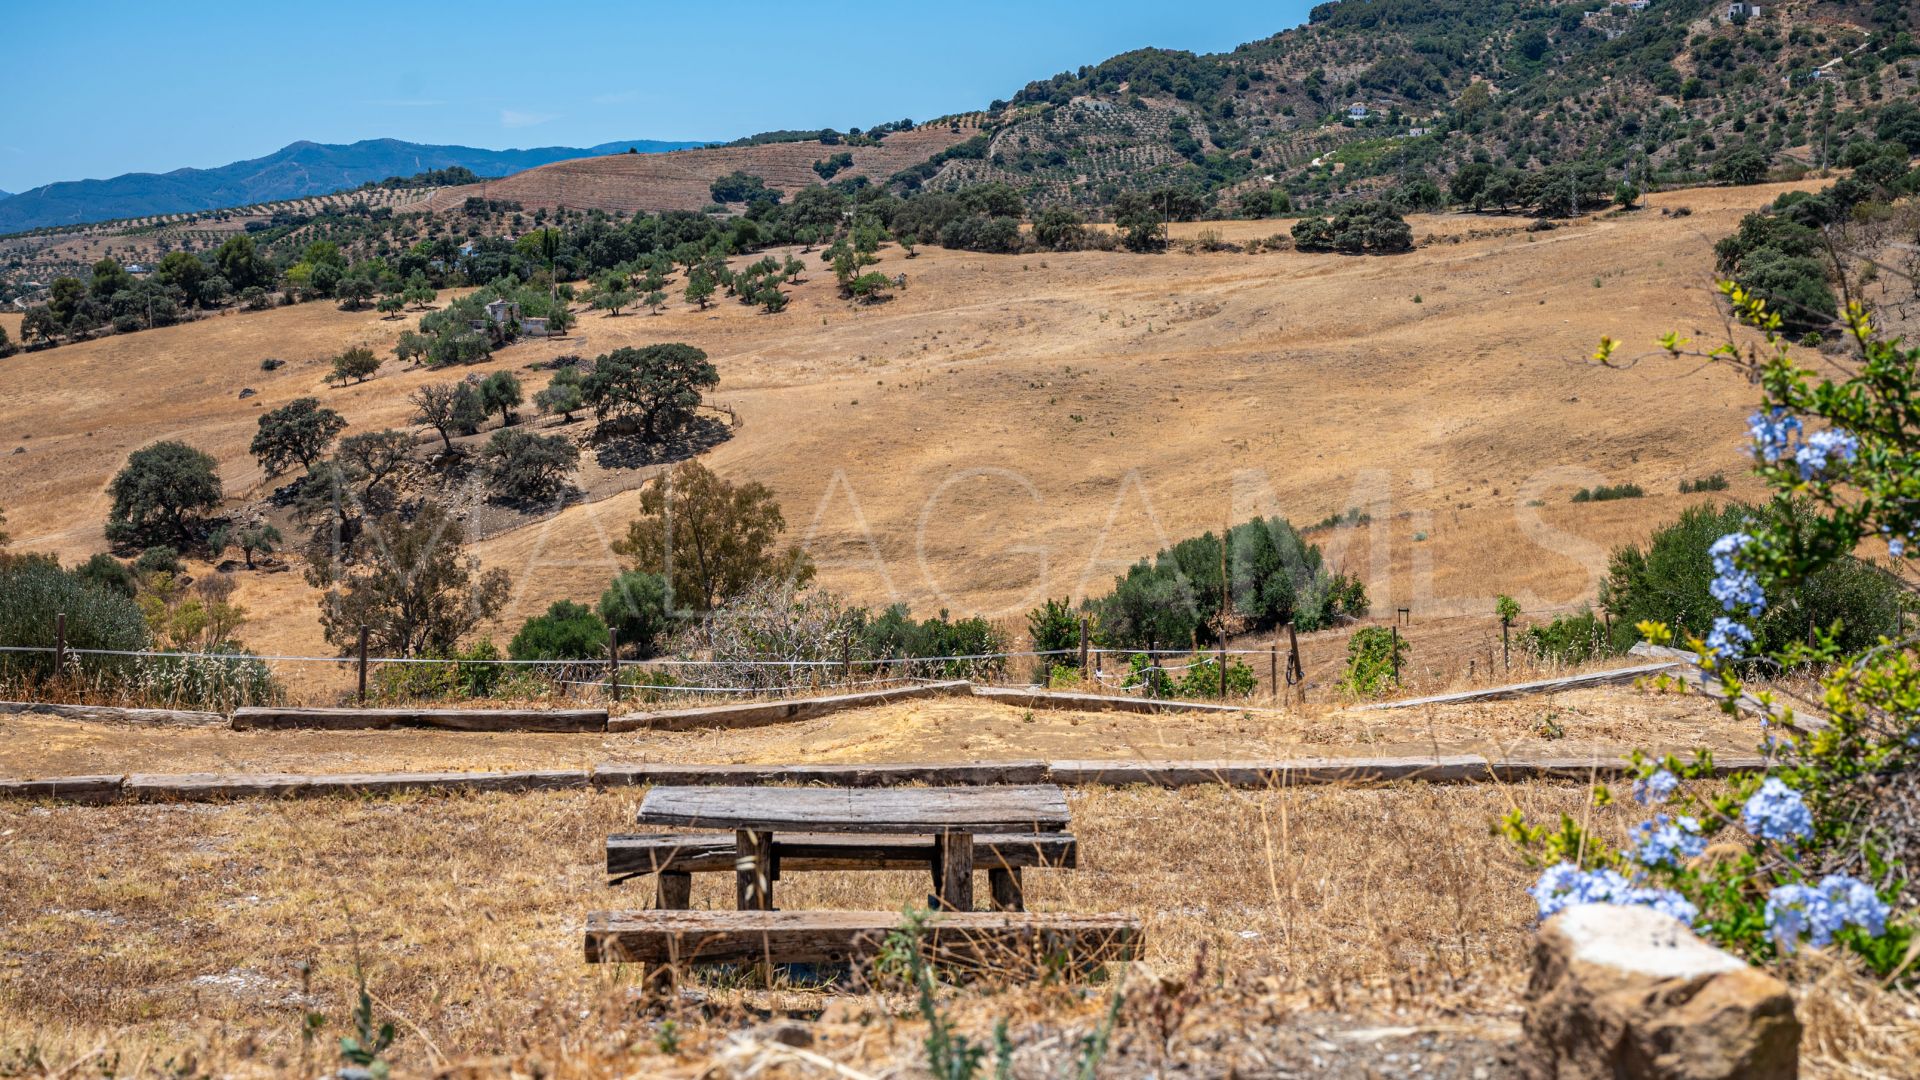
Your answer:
[0,180,1802,662]
[381,0,1912,220]
[420,124,980,215]
[928,0,1913,208]
[0,137,706,233]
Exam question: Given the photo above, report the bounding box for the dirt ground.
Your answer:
[0,683,1755,779]
[0,182,1812,664]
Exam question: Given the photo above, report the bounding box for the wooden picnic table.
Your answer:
[636,784,1072,912]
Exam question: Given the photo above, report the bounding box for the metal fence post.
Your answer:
[357,626,369,704]
[53,612,67,680]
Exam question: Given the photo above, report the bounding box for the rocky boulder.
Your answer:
[1523,903,1798,1079]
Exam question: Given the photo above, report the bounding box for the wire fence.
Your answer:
[1,603,1608,711]
[0,637,1305,710]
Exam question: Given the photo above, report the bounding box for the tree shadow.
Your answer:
[591,415,734,470]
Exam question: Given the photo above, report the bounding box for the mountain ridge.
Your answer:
[0,137,707,232]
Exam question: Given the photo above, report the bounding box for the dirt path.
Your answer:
[0,685,1753,778]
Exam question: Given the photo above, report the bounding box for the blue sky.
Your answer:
[1,1,1316,193]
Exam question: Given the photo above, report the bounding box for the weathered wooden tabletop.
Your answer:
[636,784,1072,834]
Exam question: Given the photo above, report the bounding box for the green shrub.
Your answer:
[73,553,137,597]
[376,639,509,701]
[508,600,609,661]
[1343,626,1409,696]
[1572,483,1645,503]
[1679,473,1730,494]
[1600,503,1902,656]
[1087,517,1363,649]
[0,556,148,681]
[1176,655,1257,699]
[1026,597,1080,681]
[1119,653,1176,699]
[856,605,1007,681]
[1291,201,1413,254]
[598,571,672,657]
[1522,609,1620,665]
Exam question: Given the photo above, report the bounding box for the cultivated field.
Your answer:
[421,125,977,215]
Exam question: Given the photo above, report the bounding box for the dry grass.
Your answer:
[0,683,1758,779]
[0,182,1814,665]
[3,780,1911,1077]
[0,783,1573,1075]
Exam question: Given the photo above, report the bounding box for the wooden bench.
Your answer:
[607,831,1077,911]
[584,909,1142,969]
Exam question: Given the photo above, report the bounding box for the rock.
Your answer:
[755,1020,813,1048]
[1523,904,1798,1080]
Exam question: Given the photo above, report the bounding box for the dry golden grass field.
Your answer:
[4,781,1913,1078]
[0,183,1807,670]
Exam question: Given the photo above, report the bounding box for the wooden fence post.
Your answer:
[1286,622,1304,705]
[1217,634,1228,699]
[1502,618,1511,673]
[608,626,621,703]
[1078,617,1089,674]
[357,626,369,704]
[1270,637,1280,705]
[1391,625,1401,685]
[53,612,67,680]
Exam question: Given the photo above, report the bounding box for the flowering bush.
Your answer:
[1506,285,1918,982]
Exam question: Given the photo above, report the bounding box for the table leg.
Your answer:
[656,871,692,910]
[934,830,974,911]
[736,829,774,910]
[989,866,1023,912]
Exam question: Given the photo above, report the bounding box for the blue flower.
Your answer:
[1621,886,1700,926]
[1631,814,1707,867]
[1708,532,1767,613]
[1765,883,1825,950]
[1707,617,1755,659]
[1531,862,1700,924]
[1817,874,1889,937]
[1766,875,1888,951]
[1633,768,1679,805]
[1748,409,1802,464]
[1530,862,1587,918]
[1795,428,1859,480]
[1742,777,1814,844]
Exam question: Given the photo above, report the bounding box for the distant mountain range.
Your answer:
[0,137,706,233]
